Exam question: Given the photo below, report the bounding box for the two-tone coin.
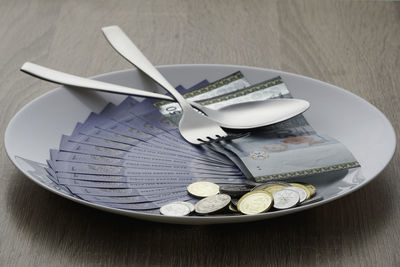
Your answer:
[272,189,300,209]
[237,190,273,215]
[187,181,220,198]
[195,194,231,214]
[160,202,191,216]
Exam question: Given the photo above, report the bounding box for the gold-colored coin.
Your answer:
[252,181,290,191]
[228,203,238,213]
[237,190,273,215]
[304,184,316,197]
[290,183,311,200]
[187,181,220,198]
[264,185,286,195]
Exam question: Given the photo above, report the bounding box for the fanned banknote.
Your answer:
[46,73,250,212]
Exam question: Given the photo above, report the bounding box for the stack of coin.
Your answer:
[236,181,321,214]
[159,181,322,216]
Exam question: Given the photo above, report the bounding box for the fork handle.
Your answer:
[102,26,191,110]
[20,62,174,101]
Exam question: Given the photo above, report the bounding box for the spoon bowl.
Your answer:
[196,98,310,129]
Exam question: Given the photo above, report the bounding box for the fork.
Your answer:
[102,25,229,145]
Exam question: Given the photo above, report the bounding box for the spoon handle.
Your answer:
[20,62,174,101]
[102,25,191,109]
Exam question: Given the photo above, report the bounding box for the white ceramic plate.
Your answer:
[5,64,396,224]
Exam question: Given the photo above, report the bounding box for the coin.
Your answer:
[252,181,290,191]
[170,201,195,212]
[304,183,317,197]
[290,183,311,200]
[160,202,191,216]
[264,185,286,195]
[237,190,273,215]
[187,181,220,198]
[285,186,308,203]
[228,203,238,212]
[220,184,251,198]
[195,194,231,214]
[272,189,300,209]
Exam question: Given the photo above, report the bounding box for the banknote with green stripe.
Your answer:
[154,75,360,182]
[154,71,251,124]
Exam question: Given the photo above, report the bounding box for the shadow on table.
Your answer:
[7,170,393,266]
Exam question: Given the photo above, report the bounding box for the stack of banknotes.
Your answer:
[45,71,360,214]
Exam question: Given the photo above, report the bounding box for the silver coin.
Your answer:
[273,189,300,209]
[170,201,195,212]
[160,202,191,216]
[195,194,231,214]
[285,186,307,203]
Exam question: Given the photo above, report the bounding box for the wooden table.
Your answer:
[1,0,399,266]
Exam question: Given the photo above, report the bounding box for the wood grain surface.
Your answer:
[1,0,399,266]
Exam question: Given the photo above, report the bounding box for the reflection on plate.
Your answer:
[5,64,396,224]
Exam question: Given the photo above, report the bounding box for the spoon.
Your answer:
[21,62,310,129]
[101,25,310,129]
